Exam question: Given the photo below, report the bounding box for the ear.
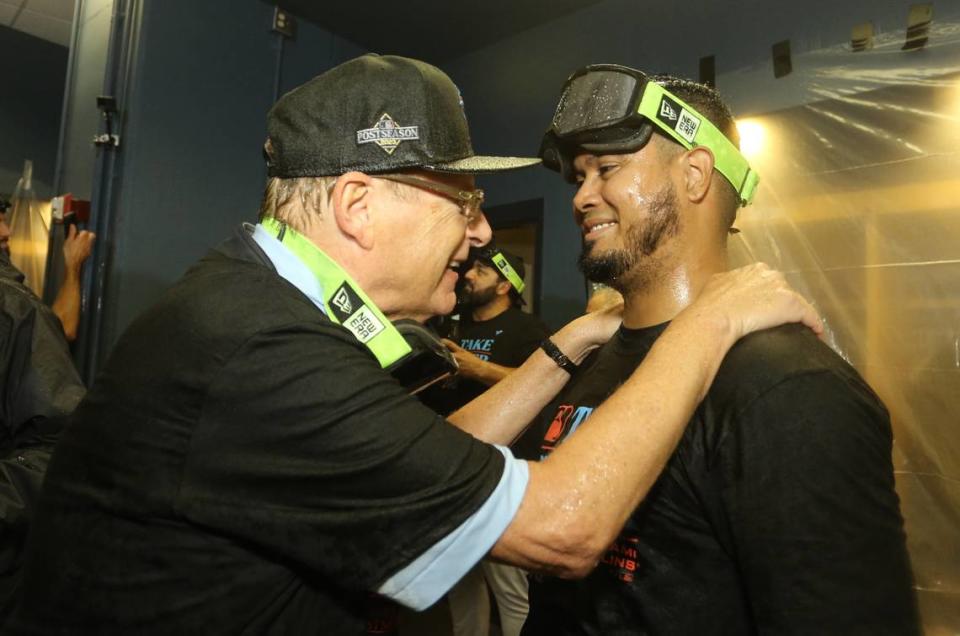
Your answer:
[496,280,512,297]
[682,146,715,204]
[330,171,375,250]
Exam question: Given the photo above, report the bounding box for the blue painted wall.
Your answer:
[0,25,68,198]
[99,0,364,349]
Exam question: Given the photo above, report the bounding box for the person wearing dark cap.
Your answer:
[521,66,918,635]
[425,245,548,413]
[11,55,820,635]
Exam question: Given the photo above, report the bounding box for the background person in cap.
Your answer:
[521,67,918,635]
[12,54,819,634]
[424,245,549,416]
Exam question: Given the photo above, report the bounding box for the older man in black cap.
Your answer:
[11,54,820,635]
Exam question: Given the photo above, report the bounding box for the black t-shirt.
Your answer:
[419,306,548,419]
[10,228,505,635]
[522,323,919,636]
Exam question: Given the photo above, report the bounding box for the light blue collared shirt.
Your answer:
[251,223,530,609]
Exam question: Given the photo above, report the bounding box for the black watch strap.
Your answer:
[540,338,579,375]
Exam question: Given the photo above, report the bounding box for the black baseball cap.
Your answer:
[476,245,526,295]
[265,54,541,178]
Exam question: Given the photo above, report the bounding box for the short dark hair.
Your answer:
[650,75,741,231]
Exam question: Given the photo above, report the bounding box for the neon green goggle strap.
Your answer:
[637,83,760,206]
[260,216,412,368]
[490,251,525,294]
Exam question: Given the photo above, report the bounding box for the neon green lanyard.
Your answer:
[260,217,411,368]
[489,251,525,293]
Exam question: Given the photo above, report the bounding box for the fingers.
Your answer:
[441,338,463,353]
[699,262,824,340]
[62,228,97,268]
[794,292,824,335]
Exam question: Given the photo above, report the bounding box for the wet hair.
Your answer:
[258,176,337,231]
[649,75,741,232]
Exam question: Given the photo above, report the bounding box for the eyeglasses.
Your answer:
[376,174,485,224]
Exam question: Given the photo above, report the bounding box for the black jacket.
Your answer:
[0,255,84,616]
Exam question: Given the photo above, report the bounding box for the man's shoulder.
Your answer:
[176,238,322,328]
[709,323,879,413]
[123,236,354,357]
[0,261,42,319]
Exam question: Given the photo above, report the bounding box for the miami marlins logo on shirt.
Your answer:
[540,403,595,458]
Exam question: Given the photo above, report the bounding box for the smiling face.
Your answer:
[375,171,492,321]
[572,138,682,292]
[461,260,505,308]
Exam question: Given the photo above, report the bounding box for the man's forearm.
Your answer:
[458,358,514,387]
[448,322,600,445]
[51,272,81,342]
[491,310,736,575]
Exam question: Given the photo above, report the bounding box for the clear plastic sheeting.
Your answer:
[7,160,51,296]
[726,24,960,634]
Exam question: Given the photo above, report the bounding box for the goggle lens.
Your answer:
[553,70,640,136]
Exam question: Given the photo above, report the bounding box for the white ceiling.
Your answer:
[0,0,73,47]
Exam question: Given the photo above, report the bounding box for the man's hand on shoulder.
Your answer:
[678,263,823,346]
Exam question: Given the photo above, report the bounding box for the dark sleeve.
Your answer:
[716,372,920,636]
[178,322,505,592]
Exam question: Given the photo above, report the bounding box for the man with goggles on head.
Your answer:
[522,64,918,636]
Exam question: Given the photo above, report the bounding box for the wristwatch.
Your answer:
[539,338,579,375]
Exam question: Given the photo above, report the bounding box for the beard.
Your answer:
[459,282,499,308]
[578,182,680,292]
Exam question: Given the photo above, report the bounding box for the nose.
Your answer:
[572,178,600,220]
[466,210,492,247]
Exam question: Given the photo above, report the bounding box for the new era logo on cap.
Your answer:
[356,113,420,156]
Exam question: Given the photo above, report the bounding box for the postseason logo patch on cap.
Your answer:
[356,113,420,155]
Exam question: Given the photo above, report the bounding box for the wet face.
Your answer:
[571,140,681,292]
[377,171,491,321]
[461,260,503,308]
[0,213,10,256]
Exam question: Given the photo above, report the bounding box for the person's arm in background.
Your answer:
[443,309,552,387]
[443,338,516,386]
[50,225,96,342]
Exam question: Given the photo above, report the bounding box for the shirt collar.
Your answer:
[251,222,327,314]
